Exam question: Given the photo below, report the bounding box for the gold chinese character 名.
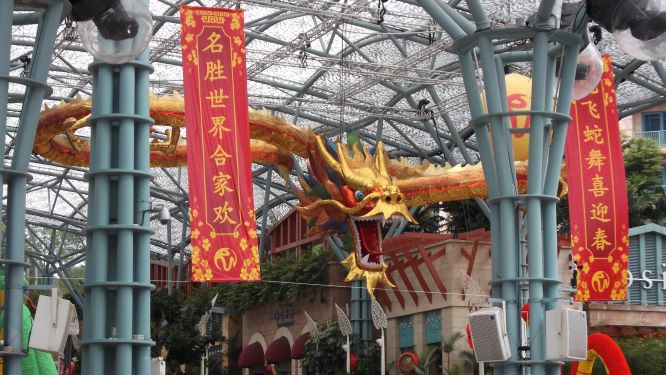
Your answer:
[209,116,230,138]
[585,149,606,171]
[210,145,232,166]
[205,88,229,108]
[583,124,604,145]
[581,100,601,119]
[202,31,223,53]
[204,60,227,81]
[588,175,609,197]
[591,228,612,252]
[213,201,237,225]
[590,202,610,223]
[212,172,234,196]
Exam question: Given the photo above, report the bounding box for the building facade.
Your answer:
[238,212,576,375]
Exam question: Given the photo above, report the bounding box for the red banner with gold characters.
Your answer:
[566,55,628,301]
[180,6,260,282]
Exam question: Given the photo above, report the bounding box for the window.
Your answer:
[398,315,414,350]
[424,310,442,345]
[642,112,666,145]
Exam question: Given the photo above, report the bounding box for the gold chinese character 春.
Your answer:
[210,145,232,166]
[588,175,608,197]
[204,60,227,81]
[590,203,610,223]
[213,202,237,225]
[585,149,606,171]
[583,124,604,145]
[591,228,612,251]
[205,88,230,108]
[213,172,234,196]
[209,116,230,138]
[202,32,223,53]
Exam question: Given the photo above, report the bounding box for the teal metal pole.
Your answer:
[526,30,550,375]
[83,63,113,374]
[476,33,521,375]
[413,0,467,40]
[422,2,581,374]
[3,2,64,374]
[133,48,153,375]
[259,168,274,260]
[116,63,137,375]
[350,280,371,354]
[82,35,153,375]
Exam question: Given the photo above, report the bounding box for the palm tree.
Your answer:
[416,345,442,375]
[442,332,466,371]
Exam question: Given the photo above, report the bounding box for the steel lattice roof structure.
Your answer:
[6,0,666,297]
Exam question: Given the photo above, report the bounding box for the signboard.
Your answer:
[180,6,260,282]
[566,55,629,301]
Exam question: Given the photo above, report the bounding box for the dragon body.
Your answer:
[35,94,529,294]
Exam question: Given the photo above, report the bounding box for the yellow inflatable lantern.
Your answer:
[505,73,532,161]
[482,73,533,161]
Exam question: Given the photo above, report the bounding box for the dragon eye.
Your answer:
[355,190,365,201]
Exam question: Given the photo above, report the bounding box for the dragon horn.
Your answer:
[314,136,342,176]
[336,142,373,190]
[375,141,389,177]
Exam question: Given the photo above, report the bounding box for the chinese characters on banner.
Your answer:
[565,55,628,301]
[180,6,260,282]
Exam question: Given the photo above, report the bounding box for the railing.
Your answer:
[634,130,666,145]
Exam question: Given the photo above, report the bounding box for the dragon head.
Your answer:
[296,136,416,295]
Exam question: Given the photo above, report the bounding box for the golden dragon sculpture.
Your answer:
[34,93,530,295]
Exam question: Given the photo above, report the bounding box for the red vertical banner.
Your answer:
[566,55,628,301]
[180,6,260,282]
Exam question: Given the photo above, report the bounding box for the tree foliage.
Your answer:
[217,249,334,316]
[439,200,490,234]
[622,137,666,227]
[436,136,666,234]
[300,320,360,375]
[151,287,222,371]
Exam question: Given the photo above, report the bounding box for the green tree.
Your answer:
[217,250,333,316]
[405,205,446,233]
[300,320,360,375]
[442,332,465,372]
[151,287,222,372]
[439,200,490,234]
[622,137,666,227]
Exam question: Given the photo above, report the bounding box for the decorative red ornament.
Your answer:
[521,303,529,322]
[350,353,359,372]
[398,352,420,374]
[263,364,276,375]
[570,333,631,375]
[466,323,473,349]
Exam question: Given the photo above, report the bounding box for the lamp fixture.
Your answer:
[587,0,666,61]
[69,0,152,64]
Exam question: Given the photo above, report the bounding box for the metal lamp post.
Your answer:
[370,298,387,375]
[335,303,353,373]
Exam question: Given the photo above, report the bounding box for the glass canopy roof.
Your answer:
[6,0,666,279]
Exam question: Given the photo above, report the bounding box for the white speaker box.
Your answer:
[29,291,74,355]
[468,307,511,362]
[546,306,587,361]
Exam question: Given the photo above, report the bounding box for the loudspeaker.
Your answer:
[546,305,587,361]
[468,307,511,362]
[29,292,74,355]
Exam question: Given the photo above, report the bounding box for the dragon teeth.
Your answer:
[361,254,370,264]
